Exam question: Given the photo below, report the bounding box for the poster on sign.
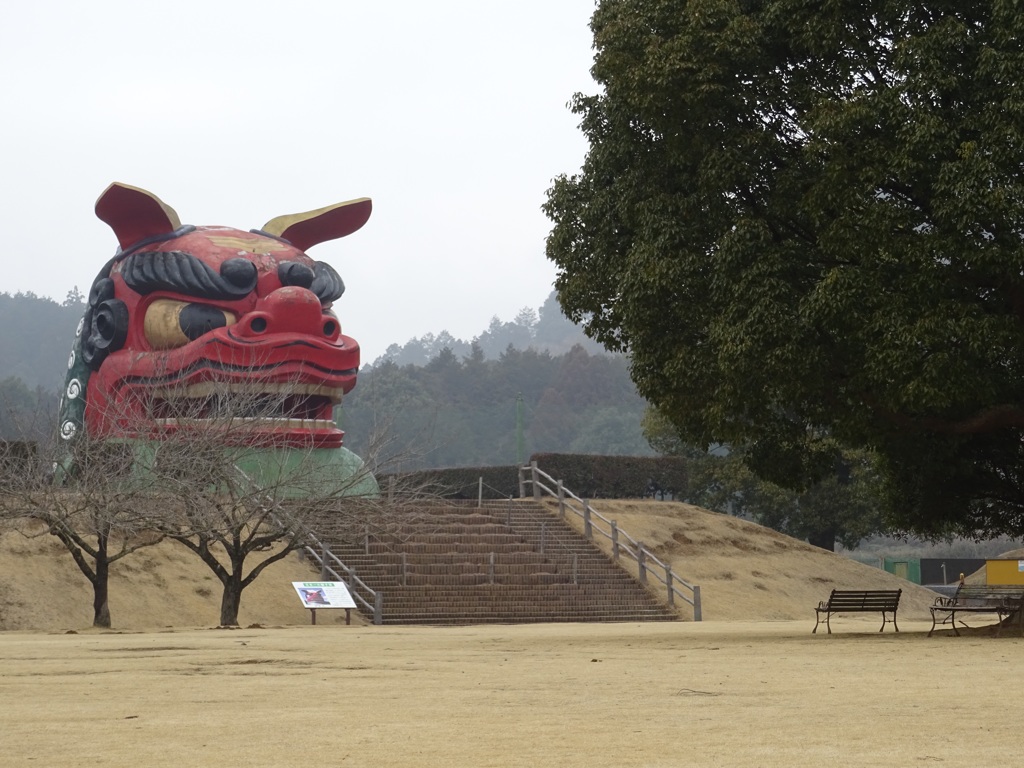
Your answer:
[292,582,357,609]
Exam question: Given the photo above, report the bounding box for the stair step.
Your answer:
[306,499,682,625]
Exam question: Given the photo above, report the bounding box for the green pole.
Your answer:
[515,392,524,465]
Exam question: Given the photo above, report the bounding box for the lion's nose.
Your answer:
[236,286,340,340]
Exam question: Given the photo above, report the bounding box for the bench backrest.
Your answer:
[826,589,901,610]
[951,584,1024,607]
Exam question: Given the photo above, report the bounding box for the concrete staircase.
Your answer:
[308,499,679,625]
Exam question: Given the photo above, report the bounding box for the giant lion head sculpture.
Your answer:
[60,183,370,458]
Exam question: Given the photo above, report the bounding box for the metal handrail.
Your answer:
[518,461,702,621]
[233,464,384,626]
[301,534,383,625]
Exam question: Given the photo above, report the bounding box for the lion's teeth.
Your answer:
[154,417,338,429]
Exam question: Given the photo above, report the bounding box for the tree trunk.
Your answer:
[808,528,837,552]
[93,535,112,628]
[219,576,243,626]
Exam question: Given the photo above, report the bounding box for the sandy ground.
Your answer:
[2,502,1020,767]
[2,620,1022,768]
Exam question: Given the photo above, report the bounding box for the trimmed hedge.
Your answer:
[527,453,686,499]
[382,465,520,500]
[383,454,686,501]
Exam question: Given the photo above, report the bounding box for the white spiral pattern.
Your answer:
[67,350,76,370]
[76,318,85,337]
[66,379,82,400]
[60,421,77,440]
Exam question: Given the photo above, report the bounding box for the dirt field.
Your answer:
[1,502,1021,767]
[2,620,1022,767]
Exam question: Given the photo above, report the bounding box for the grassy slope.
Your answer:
[544,498,945,621]
[0,521,346,631]
[0,500,958,631]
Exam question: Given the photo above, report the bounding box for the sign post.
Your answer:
[291,581,357,625]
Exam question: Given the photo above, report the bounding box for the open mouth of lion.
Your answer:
[145,381,344,431]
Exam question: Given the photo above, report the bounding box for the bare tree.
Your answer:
[0,436,164,628]
[135,378,435,626]
[0,370,441,629]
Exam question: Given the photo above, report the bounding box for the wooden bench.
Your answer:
[813,589,901,634]
[929,584,1024,637]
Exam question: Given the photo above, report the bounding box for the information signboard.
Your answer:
[292,581,357,609]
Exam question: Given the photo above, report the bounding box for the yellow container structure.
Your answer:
[985,559,1024,585]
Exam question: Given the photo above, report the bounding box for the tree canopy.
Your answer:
[643,409,883,550]
[545,0,1024,537]
[0,292,84,392]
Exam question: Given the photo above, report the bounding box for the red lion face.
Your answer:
[64,183,370,450]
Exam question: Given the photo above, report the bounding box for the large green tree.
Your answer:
[545,0,1024,537]
[643,409,882,550]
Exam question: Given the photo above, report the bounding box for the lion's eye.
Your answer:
[144,299,236,350]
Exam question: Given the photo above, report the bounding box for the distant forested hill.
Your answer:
[374,291,606,366]
[342,344,653,470]
[0,291,84,391]
[352,290,653,468]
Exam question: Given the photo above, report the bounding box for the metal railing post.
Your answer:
[693,585,702,621]
[611,521,619,561]
[665,565,675,606]
[572,553,578,585]
[489,552,496,584]
[320,546,329,580]
[530,460,540,500]
[637,543,648,584]
[539,522,546,554]
[557,480,565,519]
[401,552,407,587]
[518,466,526,498]
[374,592,383,625]
[507,496,513,526]
[478,476,483,507]
[364,525,370,555]
[583,500,593,540]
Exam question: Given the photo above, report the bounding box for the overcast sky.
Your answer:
[1,1,599,362]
